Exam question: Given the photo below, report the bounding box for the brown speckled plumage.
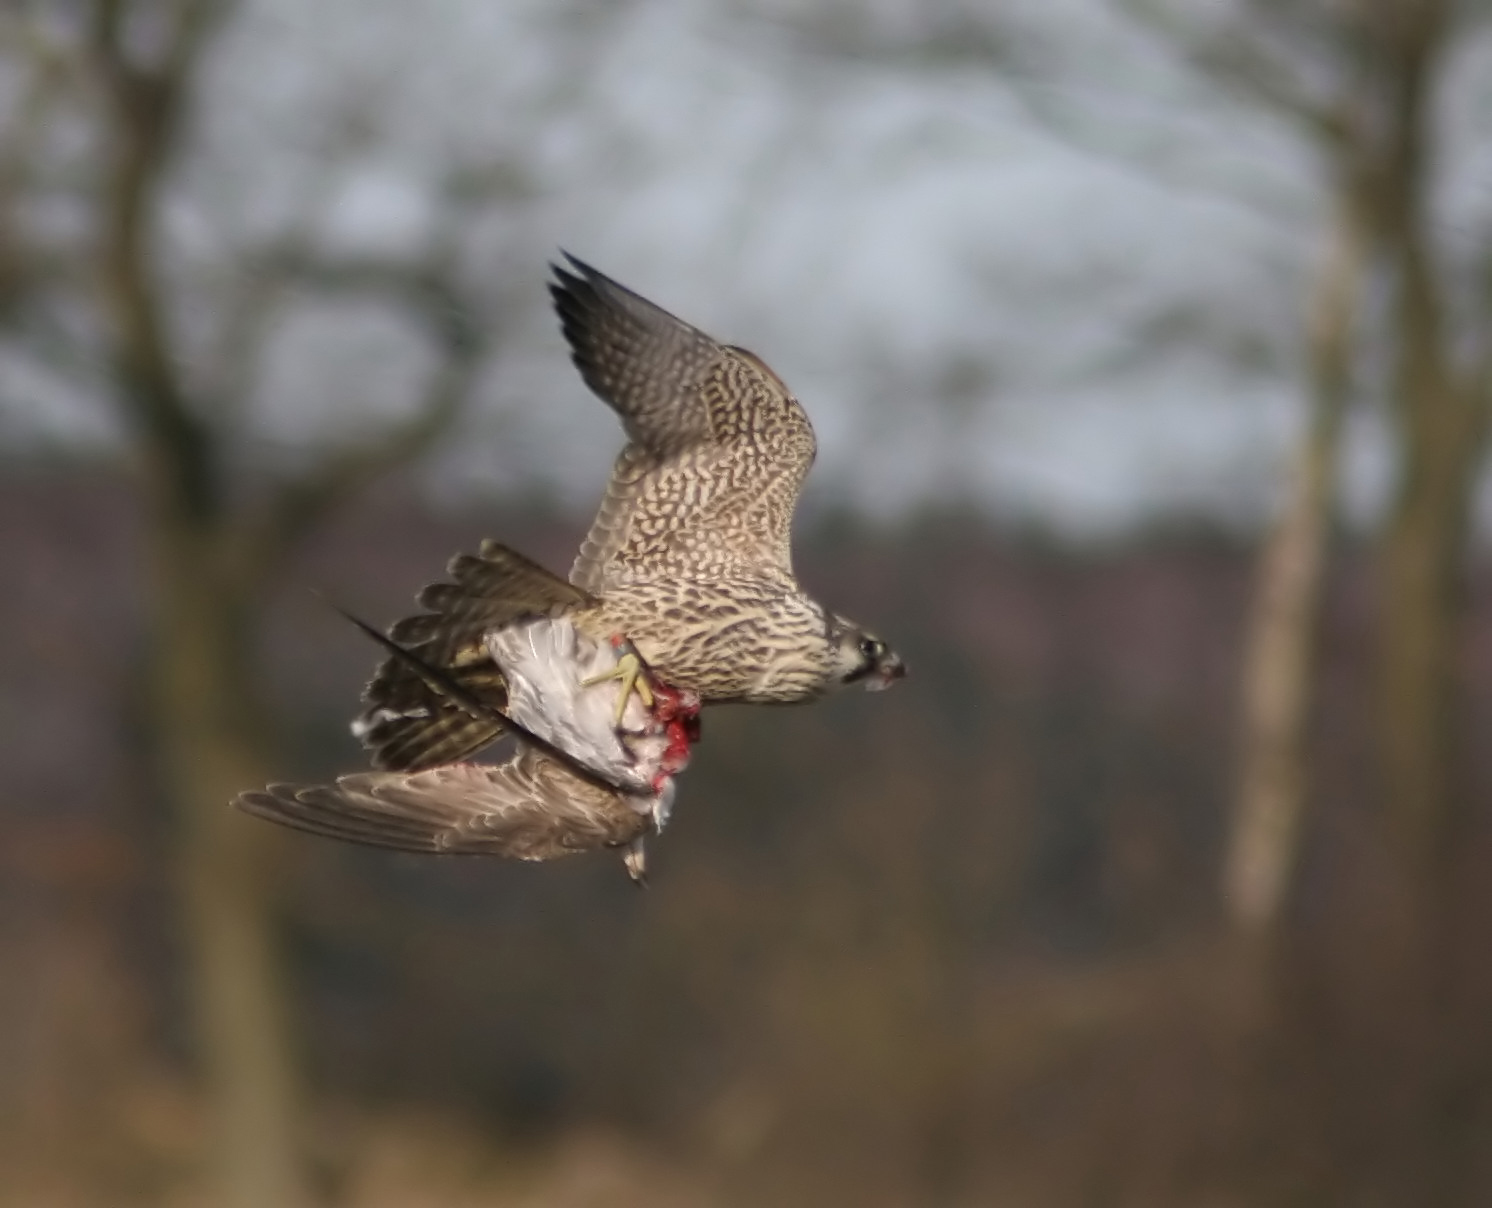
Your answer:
[236,750,648,860]
[356,254,904,774]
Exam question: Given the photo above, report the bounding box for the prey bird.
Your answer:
[236,255,904,880]
[239,613,698,883]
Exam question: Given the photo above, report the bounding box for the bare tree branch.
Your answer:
[204,131,376,417]
[162,0,239,89]
[771,0,1323,218]
[756,0,1025,70]
[90,0,225,515]
[229,248,489,586]
[0,16,79,318]
[1120,0,1353,146]
[233,360,479,590]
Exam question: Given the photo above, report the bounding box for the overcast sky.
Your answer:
[6,0,1492,537]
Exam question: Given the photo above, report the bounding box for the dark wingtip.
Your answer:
[548,249,594,298]
[548,252,611,371]
[548,253,588,316]
[554,248,595,276]
[549,251,644,314]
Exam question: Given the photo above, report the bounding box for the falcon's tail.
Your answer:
[356,541,594,771]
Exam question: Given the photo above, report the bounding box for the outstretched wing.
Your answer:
[234,748,648,859]
[551,254,818,593]
[356,541,595,771]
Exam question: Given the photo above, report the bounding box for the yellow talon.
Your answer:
[581,649,654,724]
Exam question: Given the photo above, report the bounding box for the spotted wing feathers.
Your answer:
[551,255,719,456]
[356,541,595,771]
[234,750,648,859]
[551,254,817,590]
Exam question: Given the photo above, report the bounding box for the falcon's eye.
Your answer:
[858,637,884,660]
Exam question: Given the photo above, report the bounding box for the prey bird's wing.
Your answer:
[551,254,818,592]
[235,748,648,860]
[357,541,596,771]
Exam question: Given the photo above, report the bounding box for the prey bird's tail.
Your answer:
[354,541,595,771]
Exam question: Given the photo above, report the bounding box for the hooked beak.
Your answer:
[865,652,907,692]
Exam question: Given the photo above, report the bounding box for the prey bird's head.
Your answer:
[826,614,906,692]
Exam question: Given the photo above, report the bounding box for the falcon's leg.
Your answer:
[580,639,655,724]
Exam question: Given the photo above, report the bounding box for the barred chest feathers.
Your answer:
[575,580,833,703]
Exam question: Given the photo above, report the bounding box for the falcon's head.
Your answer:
[827,616,906,692]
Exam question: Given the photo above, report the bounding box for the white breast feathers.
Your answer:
[484,617,688,828]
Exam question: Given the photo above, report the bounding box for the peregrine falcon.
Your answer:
[235,255,904,879]
[357,254,905,775]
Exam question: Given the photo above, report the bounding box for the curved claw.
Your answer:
[581,648,654,725]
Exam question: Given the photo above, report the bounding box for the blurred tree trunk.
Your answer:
[1220,10,1491,1199]
[1366,0,1486,881]
[1379,306,1482,878]
[150,527,310,1208]
[82,2,486,1202]
[1215,0,1489,917]
[96,5,312,1201]
[1224,191,1365,932]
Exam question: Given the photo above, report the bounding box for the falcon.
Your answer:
[235,255,904,879]
[357,254,905,774]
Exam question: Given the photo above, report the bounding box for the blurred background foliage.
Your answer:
[3,1,1492,1205]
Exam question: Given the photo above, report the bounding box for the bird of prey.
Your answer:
[355,254,905,776]
[236,255,904,880]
